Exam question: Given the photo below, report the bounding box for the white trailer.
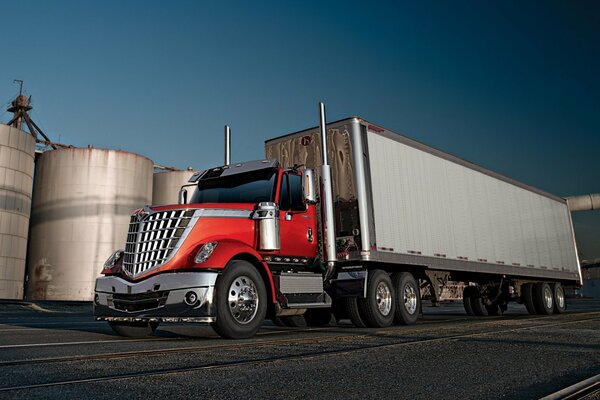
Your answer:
[266,116,581,323]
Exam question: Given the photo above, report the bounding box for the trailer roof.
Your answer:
[265,117,567,204]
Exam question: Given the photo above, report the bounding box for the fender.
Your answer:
[192,239,276,304]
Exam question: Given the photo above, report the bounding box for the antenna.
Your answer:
[6,81,56,149]
[13,79,24,96]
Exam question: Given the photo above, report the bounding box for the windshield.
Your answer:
[190,168,278,204]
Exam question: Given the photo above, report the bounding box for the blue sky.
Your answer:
[1,0,598,260]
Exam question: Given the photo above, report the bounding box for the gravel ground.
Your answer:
[0,299,599,399]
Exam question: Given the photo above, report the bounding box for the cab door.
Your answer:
[278,172,318,260]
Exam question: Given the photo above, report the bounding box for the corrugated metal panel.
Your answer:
[26,148,153,301]
[0,125,35,300]
[366,131,579,276]
[152,170,194,205]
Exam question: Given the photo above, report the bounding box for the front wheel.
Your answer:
[211,260,267,339]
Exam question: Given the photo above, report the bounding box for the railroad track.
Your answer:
[2,313,599,393]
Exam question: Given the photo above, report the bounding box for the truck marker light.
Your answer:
[194,241,218,264]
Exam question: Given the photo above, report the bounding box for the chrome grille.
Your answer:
[123,209,196,277]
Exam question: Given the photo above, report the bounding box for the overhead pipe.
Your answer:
[318,102,337,277]
[224,125,231,166]
[566,194,600,212]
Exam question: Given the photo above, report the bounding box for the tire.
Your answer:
[470,293,489,316]
[108,321,159,337]
[357,270,395,328]
[522,283,537,315]
[343,297,367,328]
[304,309,336,326]
[533,282,554,315]
[553,283,567,314]
[211,260,267,339]
[392,272,420,325]
[463,286,478,316]
[485,304,500,316]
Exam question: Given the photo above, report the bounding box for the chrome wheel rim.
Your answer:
[376,281,392,316]
[228,275,259,324]
[543,286,553,310]
[556,287,565,309]
[404,284,418,315]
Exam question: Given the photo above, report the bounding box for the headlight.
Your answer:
[104,249,124,269]
[194,242,218,264]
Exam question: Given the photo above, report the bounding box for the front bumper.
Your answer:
[94,272,219,323]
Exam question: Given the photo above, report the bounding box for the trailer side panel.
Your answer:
[365,128,580,282]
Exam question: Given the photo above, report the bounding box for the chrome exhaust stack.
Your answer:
[224,125,231,166]
[318,102,337,279]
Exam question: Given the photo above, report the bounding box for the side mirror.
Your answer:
[302,168,317,204]
[178,188,188,204]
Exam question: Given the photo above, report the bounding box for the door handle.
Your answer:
[307,227,313,243]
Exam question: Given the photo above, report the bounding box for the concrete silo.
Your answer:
[26,148,153,301]
[152,169,195,205]
[0,124,35,299]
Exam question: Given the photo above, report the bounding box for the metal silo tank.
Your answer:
[26,148,153,301]
[0,124,35,300]
[152,170,195,205]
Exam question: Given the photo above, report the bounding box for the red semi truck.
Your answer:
[94,104,581,339]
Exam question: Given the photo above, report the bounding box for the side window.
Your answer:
[289,174,305,212]
[279,174,290,211]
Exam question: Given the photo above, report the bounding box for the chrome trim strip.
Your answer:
[95,272,219,294]
[349,120,371,258]
[367,251,581,282]
[196,208,252,218]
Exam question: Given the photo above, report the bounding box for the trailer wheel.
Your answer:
[533,282,554,315]
[462,286,478,316]
[211,260,267,339]
[108,321,159,337]
[304,309,336,326]
[358,269,395,328]
[522,283,537,315]
[553,283,566,314]
[392,272,420,325]
[470,293,489,316]
[343,297,367,328]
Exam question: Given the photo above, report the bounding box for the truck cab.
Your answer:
[94,159,326,338]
